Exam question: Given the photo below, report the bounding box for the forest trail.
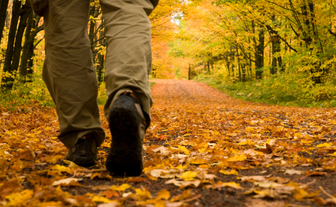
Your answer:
[1,79,336,207]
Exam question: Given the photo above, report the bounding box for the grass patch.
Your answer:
[1,80,158,110]
[149,81,156,89]
[196,74,336,108]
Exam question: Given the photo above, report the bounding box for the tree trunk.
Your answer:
[242,63,246,82]
[271,36,281,74]
[255,29,264,79]
[0,0,9,44]
[207,61,210,73]
[230,46,235,77]
[224,54,230,77]
[237,47,242,81]
[2,0,22,88]
[20,11,33,76]
[12,4,32,75]
[20,15,43,77]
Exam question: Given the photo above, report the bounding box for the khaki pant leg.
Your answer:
[100,0,154,124]
[43,0,105,149]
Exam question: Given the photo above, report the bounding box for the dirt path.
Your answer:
[1,79,336,206]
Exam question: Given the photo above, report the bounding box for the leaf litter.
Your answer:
[1,79,336,206]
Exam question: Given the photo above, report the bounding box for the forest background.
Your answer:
[1,0,336,109]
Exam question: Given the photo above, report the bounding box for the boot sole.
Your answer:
[106,104,143,176]
[70,156,96,167]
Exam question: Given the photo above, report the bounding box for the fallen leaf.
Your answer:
[156,189,171,200]
[219,169,238,175]
[178,145,190,155]
[150,169,179,179]
[285,169,302,175]
[97,201,119,207]
[134,187,152,200]
[153,146,171,156]
[245,198,285,207]
[52,178,82,186]
[90,172,113,180]
[241,176,266,182]
[206,181,243,189]
[92,196,112,204]
[165,179,201,188]
[254,181,285,188]
[110,184,131,192]
[227,154,247,162]
[179,171,197,181]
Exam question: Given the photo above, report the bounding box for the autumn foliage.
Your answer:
[1,80,336,206]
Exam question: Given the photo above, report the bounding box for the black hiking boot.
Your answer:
[106,91,147,176]
[66,134,97,167]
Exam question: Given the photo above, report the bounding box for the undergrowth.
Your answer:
[0,78,156,111]
[196,73,336,108]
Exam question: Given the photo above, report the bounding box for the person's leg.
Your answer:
[100,0,154,175]
[100,0,154,123]
[42,0,105,165]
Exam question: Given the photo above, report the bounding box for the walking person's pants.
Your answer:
[41,0,154,148]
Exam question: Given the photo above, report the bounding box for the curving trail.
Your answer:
[145,79,336,207]
[1,79,336,207]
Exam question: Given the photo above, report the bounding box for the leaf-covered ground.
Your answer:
[1,79,336,207]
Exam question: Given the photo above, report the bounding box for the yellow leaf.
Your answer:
[179,171,198,181]
[178,145,190,155]
[237,141,247,146]
[219,169,238,175]
[245,127,255,133]
[135,187,152,200]
[208,181,242,189]
[198,165,209,169]
[227,154,247,162]
[90,172,113,180]
[110,183,132,191]
[63,160,80,168]
[5,189,33,205]
[174,164,188,170]
[316,143,332,148]
[156,189,170,200]
[37,201,63,206]
[191,158,207,164]
[155,200,166,207]
[170,189,193,202]
[293,188,308,201]
[92,195,112,203]
[198,146,208,153]
[49,164,72,174]
[219,181,243,189]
